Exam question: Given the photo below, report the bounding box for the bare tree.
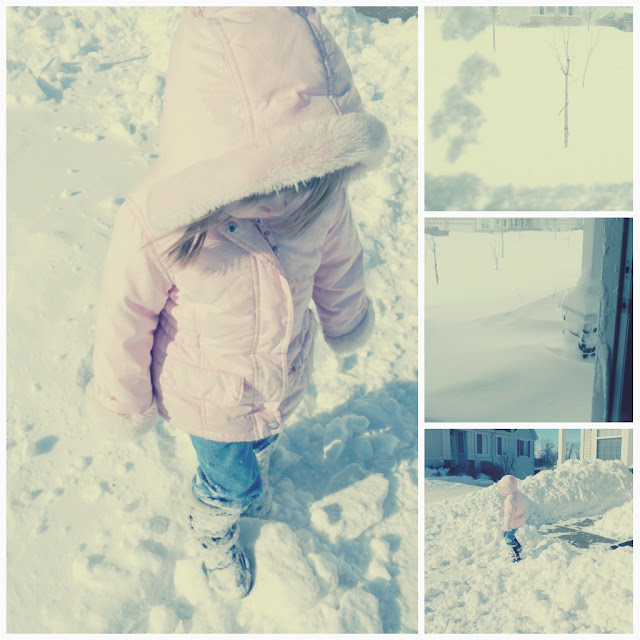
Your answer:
[565,441,580,460]
[536,439,558,468]
[489,238,500,270]
[429,235,439,285]
[498,449,516,475]
[553,28,573,148]
[489,7,499,52]
[581,28,600,88]
[584,6,595,31]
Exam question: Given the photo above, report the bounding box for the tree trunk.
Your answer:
[492,14,496,52]
[564,66,569,148]
[431,238,439,285]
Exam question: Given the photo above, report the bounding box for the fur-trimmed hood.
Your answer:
[146,6,388,234]
[498,474,519,496]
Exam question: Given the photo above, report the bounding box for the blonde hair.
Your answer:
[165,169,345,267]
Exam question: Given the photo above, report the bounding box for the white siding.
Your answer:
[425,429,445,468]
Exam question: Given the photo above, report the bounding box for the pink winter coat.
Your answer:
[89,7,387,442]
[498,475,526,531]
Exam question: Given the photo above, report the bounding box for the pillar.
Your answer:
[557,429,566,465]
[562,219,604,357]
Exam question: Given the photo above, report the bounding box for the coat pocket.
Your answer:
[158,360,245,407]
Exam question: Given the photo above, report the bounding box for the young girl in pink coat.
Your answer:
[497,475,526,561]
[88,7,387,600]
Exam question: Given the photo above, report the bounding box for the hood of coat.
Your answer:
[147,6,389,234]
[497,474,519,496]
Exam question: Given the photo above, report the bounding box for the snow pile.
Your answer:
[523,459,632,525]
[6,7,418,634]
[425,461,632,633]
[424,11,632,210]
[585,501,632,541]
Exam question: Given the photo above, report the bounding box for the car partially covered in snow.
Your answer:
[596,12,633,32]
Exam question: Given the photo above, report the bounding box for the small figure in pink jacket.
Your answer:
[497,475,526,562]
[88,7,387,600]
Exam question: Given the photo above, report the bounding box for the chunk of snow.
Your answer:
[173,558,208,606]
[338,588,382,633]
[250,521,320,613]
[310,473,388,543]
[147,605,177,634]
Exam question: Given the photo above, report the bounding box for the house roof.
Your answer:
[470,428,538,440]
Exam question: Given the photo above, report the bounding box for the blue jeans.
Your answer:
[503,529,518,546]
[190,434,278,511]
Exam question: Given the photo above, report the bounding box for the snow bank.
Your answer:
[523,459,632,525]
[585,500,632,541]
[425,460,632,633]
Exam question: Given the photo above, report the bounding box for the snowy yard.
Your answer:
[424,227,596,421]
[425,460,633,633]
[424,9,633,210]
[6,7,418,633]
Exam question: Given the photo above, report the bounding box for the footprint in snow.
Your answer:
[30,435,58,456]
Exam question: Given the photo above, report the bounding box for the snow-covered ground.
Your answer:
[424,10,633,210]
[425,460,633,633]
[6,7,418,633]
[425,227,595,421]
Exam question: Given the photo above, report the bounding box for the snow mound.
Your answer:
[586,501,632,541]
[522,459,632,525]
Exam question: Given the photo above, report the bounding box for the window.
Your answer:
[457,431,465,454]
[596,437,622,460]
[517,439,530,457]
[596,430,623,461]
[597,429,622,437]
[476,433,489,456]
[526,441,531,457]
[497,437,503,456]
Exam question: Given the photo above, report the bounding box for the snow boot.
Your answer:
[242,439,278,519]
[189,495,253,600]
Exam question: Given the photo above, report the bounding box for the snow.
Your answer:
[424,10,633,210]
[425,227,596,421]
[5,7,418,634]
[425,460,633,633]
[584,500,632,541]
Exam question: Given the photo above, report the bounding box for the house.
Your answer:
[427,7,625,29]
[425,218,583,234]
[580,429,633,468]
[425,429,537,479]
